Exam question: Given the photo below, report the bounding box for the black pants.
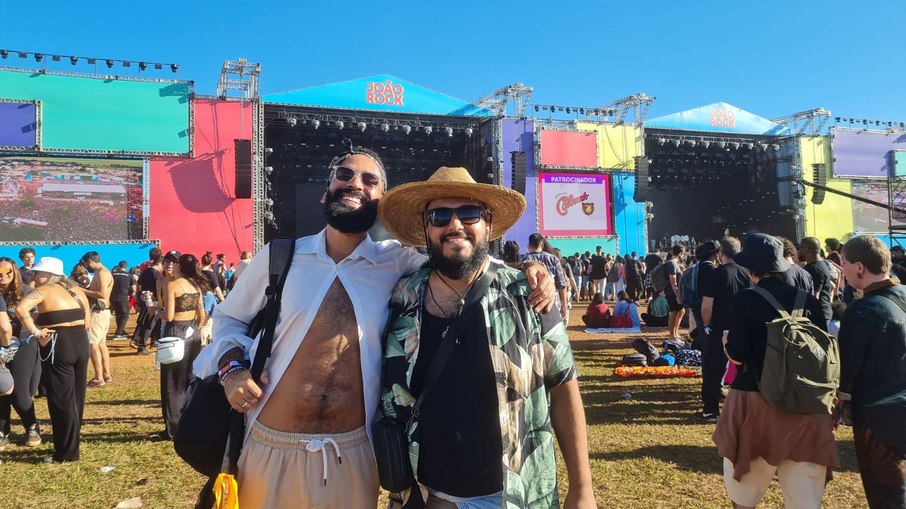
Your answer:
[625,275,643,301]
[110,298,130,336]
[41,326,89,462]
[160,320,202,439]
[854,425,906,508]
[700,329,727,415]
[0,339,41,435]
[640,313,668,327]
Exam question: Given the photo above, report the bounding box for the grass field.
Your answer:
[0,310,868,508]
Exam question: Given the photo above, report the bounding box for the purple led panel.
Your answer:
[832,127,906,178]
[0,101,38,148]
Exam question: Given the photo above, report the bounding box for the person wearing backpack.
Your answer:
[605,256,623,302]
[838,235,906,508]
[713,233,839,509]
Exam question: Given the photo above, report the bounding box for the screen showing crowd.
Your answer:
[0,156,144,242]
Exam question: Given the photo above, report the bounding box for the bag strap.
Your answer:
[410,263,498,422]
[791,288,807,318]
[221,237,295,476]
[750,286,793,320]
[879,291,906,316]
[249,237,295,383]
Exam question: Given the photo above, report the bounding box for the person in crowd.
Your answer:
[690,241,721,339]
[889,245,906,281]
[133,254,163,355]
[158,253,209,441]
[612,290,641,328]
[110,261,132,340]
[778,237,814,294]
[15,257,91,463]
[568,255,583,303]
[193,146,555,508]
[577,252,590,301]
[624,251,644,301]
[837,235,906,507]
[0,257,42,448]
[582,292,611,328]
[18,248,35,287]
[522,233,568,320]
[799,237,837,327]
[665,245,686,340]
[604,255,622,301]
[641,290,669,327]
[589,246,607,297]
[138,247,162,273]
[69,264,90,289]
[200,252,226,303]
[502,240,521,269]
[232,251,253,284]
[697,237,750,422]
[80,252,113,388]
[213,253,227,293]
[198,252,224,346]
[644,251,663,299]
[154,251,179,348]
[713,233,837,509]
[825,238,843,267]
[377,165,594,508]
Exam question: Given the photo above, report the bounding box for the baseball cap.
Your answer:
[163,250,181,262]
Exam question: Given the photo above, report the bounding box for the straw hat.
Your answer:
[378,166,526,247]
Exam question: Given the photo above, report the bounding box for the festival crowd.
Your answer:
[0,141,902,509]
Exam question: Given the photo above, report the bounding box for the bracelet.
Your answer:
[219,365,247,383]
[218,359,245,376]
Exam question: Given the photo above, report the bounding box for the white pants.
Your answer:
[723,457,827,509]
[592,278,605,296]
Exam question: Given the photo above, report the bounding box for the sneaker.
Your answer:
[25,425,41,447]
[0,432,8,451]
[694,412,719,423]
[43,455,63,464]
[137,348,154,356]
[112,334,128,340]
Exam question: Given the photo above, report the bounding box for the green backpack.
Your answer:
[750,287,840,415]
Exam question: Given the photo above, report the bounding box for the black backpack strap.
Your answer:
[791,288,807,318]
[250,237,295,383]
[879,291,906,316]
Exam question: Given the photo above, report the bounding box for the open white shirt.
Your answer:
[194,229,425,442]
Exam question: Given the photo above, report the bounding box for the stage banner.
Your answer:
[0,156,144,242]
[538,172,611,237]
[832,128,906,178]
[539,130,598,167]
[800,136,854,241]
[576,122,642,169]
[0,100,39,148]
[0,69,191,155]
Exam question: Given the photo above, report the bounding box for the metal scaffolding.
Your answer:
[217,58,261,100]
[473,83,534,117]
[596,93,655,125]
[772,108,832,136]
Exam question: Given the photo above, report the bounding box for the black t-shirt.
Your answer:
[699,262,751,330]
[410,310,503,497]
[694,261,718,311]
[804,260,834,321]
[664,258,681,297]
[781,264,814,295]
[111,269,133,300]
[589,255,607,279]
[202,270,219,293]
[727,278,826,391]
[138,267,161,295]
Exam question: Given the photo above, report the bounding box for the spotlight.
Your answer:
[381,123,390,132]
[139,62,147,71]
[445,126,453,137]
[566,108,571,114]
[402,125,411,135]
[0,50,8,59]
[311,119,320,129]
[264,166,274,175]
[703,141,711,148]
[263,211,275,222]
[534,105,539,112]
[69,56,78,65]
[672,140,680,147]
[154,63,163,70]
[87,58,97,65]
[687,140,696,147]
[835,117,841,122]
[424,126,433,135]
[51,55,61,62]
[336,121,344,129]
[106,59,114,69]
[579,108,585,115]
[465,127,473,137]
[34,53,44,62]
[358,121,367,132]
[264,198,274,207]
[122,61,131,68]
[264,147,273,155]
[657,138,666,145]
[287,117,297,127]
[18,52,27,58]
[171,64,178,73]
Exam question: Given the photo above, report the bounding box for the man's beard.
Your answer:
[428,232,489,280]
[323,188,378,234]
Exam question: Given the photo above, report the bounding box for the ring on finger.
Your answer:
[240,401,249,408]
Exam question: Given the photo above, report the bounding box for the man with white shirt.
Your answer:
[193,142,553,509]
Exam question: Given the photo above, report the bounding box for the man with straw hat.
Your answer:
[377,166,596,508]
[194,144,555,509]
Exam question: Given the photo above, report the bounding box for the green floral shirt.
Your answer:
[380,261,578,508]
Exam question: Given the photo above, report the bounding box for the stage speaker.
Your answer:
[235,139,252,199]
[811,163,826,205]
[634,156,650,202]
[511,151,526,196]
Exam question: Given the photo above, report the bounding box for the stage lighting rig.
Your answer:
[402,125,411,135]
[358,122,367,132]
[381,123,390,133]
[424,126,433,135]
[465,127,473,137]
[311,120,320,129]
[287,117,298,127]
[0,50,7,59]
[106,59,114,68]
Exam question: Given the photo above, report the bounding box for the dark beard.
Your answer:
[323,188,378,234]
[428,233,490,280]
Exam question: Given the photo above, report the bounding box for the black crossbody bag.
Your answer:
[173,238,295,489]
[372,263,498,494]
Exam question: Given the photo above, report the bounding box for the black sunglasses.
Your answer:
[333,166,381,188]
[425,205,490,228]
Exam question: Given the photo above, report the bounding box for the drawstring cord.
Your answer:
[299,437,343,485]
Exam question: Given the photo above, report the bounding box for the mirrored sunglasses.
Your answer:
[425,205,489,228]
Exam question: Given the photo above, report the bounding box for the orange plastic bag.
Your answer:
[614,365,699,378]
[213,473,239,509]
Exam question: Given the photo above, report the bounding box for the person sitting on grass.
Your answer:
[641,290,669,327]
[581,292,610,328]
[613,290,641,328]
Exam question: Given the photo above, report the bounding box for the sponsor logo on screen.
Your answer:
[555,192,590,216]
[710,108,736,128]
[366,80,405,106]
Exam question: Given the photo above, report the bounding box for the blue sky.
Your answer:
[2,0,904,121]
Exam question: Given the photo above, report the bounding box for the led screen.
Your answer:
[539,130,598,167]
[832,127,906,178]
[537,172,612,237]
[0,101,38,148]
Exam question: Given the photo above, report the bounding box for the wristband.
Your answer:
[218,359,247,380]
[219,365,247,383]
